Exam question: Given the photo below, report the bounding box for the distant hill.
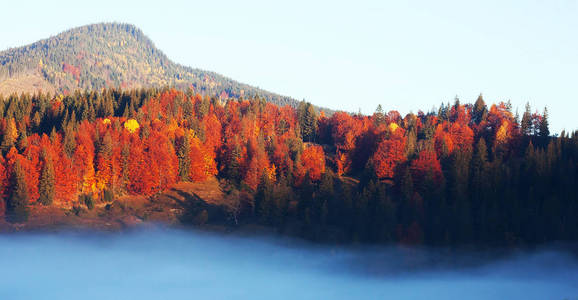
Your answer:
[0,23,301,108]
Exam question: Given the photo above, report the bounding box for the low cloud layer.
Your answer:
[1,228,576,299]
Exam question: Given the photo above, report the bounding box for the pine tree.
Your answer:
[103,96,115,117]
[539,107,550,138]
[471,138,488,175]
[178,134,191,181]
[226,142,241,183]
[373,104,385,126]
[472,94,487,124]
[521,102,532,135]
[63,124,76,157]
[396,166,414,227]
[317,171,335,226]
[1,118,16,153]
[38,149,55,205]
[6,160,29,223]
[95,132,113,187]
[197,97,211,118]
[298,101,317,142]
[254,174,274,225]
[16,128,28,152]
[469,138,488,237]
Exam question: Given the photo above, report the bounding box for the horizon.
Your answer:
[1,0,576,134]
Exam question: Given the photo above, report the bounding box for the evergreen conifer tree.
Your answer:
[6,160,29,223]
[38,149,55,205]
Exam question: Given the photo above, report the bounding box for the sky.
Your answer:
[1,0,577,133]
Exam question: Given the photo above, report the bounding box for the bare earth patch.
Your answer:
[0,177,231,232]
[0,72,56,96]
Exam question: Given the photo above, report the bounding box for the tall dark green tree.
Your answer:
[254,174,275,225]
[6,160,29,223]
[298,101,317,142]
[63,124,76,157]
[373,104,386,126]
[446,150,472,243]
[472,94,488,125]
[38,149,55,205]
[539,107,550,138]
[177,134,191,181]
[16,128,28,152]
[469,138,488,239]
[316,171,335,227]
[1,118,16,153]
[225,141,242,183]
[197,97,211,118]
[521,102,532,136]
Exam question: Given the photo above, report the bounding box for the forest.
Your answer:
[0,88,577,246]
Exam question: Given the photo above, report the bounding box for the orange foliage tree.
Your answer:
[189,132,218,182]
[372,130,407,179]
[300,145,326,182]
[0,154,6,216]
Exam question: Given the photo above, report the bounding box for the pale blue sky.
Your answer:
[1,0,576,133]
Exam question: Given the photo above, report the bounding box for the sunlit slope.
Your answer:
[0,23,296,107]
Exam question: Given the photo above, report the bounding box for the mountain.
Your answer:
[0,23,298,107]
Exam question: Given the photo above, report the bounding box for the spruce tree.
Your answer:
[373,104,385,126]
[63,125,76,157]
[1,118,16,153]
[539,107,550,138]
[178,134,191,181]
[472,94,487,124]
[471,138,488,179]
[254,174,274,225]
[16,128,28,152]
[38,149,55,205]
[197,97,211,118]
[521,102,532,135]
[6,160,29,223]
[226,142,241,183]
[317,172,335,226]
[470,138,488,238]
[298,101,317,142]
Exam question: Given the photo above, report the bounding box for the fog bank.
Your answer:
[0,228,576,300]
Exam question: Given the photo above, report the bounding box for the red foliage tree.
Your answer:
[410,149,443,186]
[127,136,153,194]
[243,137,273,190]
[0,154,6,216]
[372,130,407,179]
[331,112,359,152]
[148,131,179,192]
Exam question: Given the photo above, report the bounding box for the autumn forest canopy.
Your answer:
[0,87,577,246]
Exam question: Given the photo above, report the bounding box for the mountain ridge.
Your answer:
[0,22,304,108]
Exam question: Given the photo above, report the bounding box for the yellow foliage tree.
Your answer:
[124,119,140,133]
[7,118,18,141]
[495,121,509,144]
[265,164,277,183]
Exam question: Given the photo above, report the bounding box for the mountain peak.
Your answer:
[0,23,297,108]
[62,22,148,42]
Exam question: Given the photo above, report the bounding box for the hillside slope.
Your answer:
[0,23,298,107]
